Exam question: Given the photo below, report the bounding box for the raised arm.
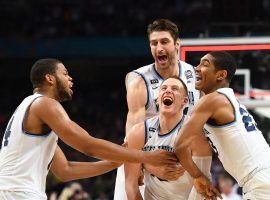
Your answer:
[124,122,145,200]
[51,146,121,182]
[32,97,175,166]
[125,73,147,134]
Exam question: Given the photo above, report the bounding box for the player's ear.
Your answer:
[217,70,227,81]
[182,96,188,106]
[175,38,180,50]
[45,74,55,85]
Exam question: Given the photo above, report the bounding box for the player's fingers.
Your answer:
[210,185,222,199]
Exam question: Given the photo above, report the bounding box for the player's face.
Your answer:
[195,54,219,94]
[54,63,73,102]
[149,31,179,70]
[158,78,188,115]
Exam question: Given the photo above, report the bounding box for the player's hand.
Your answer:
[144,163,185,181]
[144,149,178,166]
[193,175,222,200]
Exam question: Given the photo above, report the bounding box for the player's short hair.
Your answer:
[147,19,179,43]
[30,58,62,89]
[208,51,237,83]
[163,76,188,97]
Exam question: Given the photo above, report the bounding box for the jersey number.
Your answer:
[239,107,257,132]
[2,116,15,147]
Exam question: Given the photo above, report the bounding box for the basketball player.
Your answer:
[125,77,212,200]
[0,59,177,200]
[114,18,200,200]
[175,51,270,199]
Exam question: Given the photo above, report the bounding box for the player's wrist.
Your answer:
[191,170,203,179]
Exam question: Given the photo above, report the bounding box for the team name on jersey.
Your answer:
[143,145,174,152]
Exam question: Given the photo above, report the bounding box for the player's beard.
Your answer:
[56,77,72,102]
[156,53,175,70]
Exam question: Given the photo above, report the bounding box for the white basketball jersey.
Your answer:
[143,115,203,200]
[0,94,58,199]
[115,61,200,200]
[126,61,200,118]
[204,88,270,186]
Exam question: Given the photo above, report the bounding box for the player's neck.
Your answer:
[155,60,179,79]
[204,82,229,94]
[33,88,58,101]
[158,112,183,135]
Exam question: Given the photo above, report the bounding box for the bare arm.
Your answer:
[32,97,175,166]
[174,93,227,199]
[174,94,215,177]
[51,146,120,182]
[125,73,147,134]
[124,123,145,200]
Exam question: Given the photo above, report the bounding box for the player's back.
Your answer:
[204,88,270,186]
[0,94,58,199]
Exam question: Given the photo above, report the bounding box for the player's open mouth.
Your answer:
[162,96,173,106]
[158,55,168,63]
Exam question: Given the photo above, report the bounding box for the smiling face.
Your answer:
[158,77,188,115]
[149,31,180,70]
[195,53,228,94]
[54,63,73,102]
[195,51,237,94]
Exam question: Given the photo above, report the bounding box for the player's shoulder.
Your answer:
[133,63,153,73]
[200,91,231,108]
[31,96,61,112]
[179,60,194,68]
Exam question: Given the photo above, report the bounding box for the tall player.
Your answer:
[125,77,212,200]
[175,51,270,199]
[0,59,177,200]
[114,19,200,199]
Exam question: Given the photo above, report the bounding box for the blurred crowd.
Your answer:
[0,0,269,38]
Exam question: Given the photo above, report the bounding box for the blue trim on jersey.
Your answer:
[23,130,52,137]
[152,64,164,82]
[144,120,148,145]
[21,95,52,137]
[132,70,150,109]
[206,92,237,128]
[157,115,186,137]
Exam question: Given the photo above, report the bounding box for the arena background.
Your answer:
[0,0,270,199]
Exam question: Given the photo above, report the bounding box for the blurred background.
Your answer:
[0,0,270,199]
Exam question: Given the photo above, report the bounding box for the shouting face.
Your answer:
[149,31,180,70]
[54,63,73,102]
[158,77,188,116]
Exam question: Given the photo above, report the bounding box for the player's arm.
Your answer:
[50,145,121,182]
[174,93,222,199]
[125,73,147,134]
[174,94,218,177]
[124,122,145,200]
[33,97,176,166]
